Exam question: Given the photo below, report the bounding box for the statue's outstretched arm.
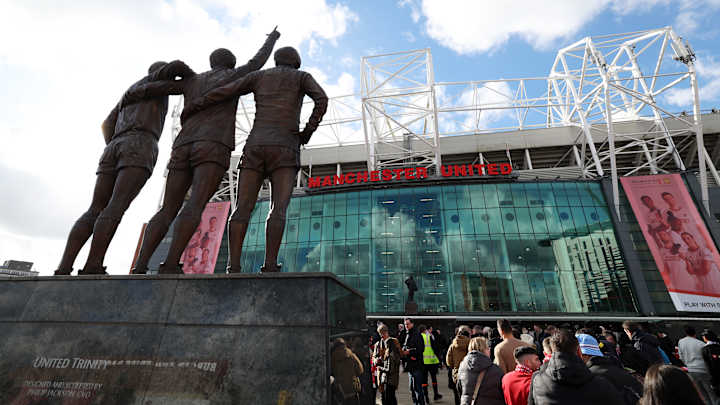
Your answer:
[181,72,258,121]
[119,79,186,109]
[229,27,280,81]
[148,60,195,82]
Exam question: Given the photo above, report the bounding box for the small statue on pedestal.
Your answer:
[405,276,418,302]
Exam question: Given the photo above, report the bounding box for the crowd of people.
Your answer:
[330,318,720,405]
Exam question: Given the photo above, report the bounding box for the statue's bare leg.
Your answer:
[227,169,264,272]
[161,162,226,272]
[263,167,297,272]
[55,173,116,275]
[131,169,192,273]
[81,167,150,273]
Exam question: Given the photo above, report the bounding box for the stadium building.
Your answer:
[150,27,720,322]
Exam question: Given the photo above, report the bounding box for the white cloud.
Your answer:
[402,31,417,43]
[302,68,363,146]
[398,0,422,23]
[665,56,720,107]
[0,0,357,275]
[419,0,609,54]
[415,0,720,55]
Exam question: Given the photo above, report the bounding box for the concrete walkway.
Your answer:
[375,367,453,405]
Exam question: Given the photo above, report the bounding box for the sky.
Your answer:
[2,0,720,275]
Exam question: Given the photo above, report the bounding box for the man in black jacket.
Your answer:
[55,60,194,275]
[528,329,623,405]
[402,318,426,405]
[131,28,280,274]
[622,321,663,374]
[182,45,327,273]
[577,333,643,405]
[701,330,720,400]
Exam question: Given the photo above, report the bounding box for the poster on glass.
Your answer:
[621,174,720,312]
[181,201,231,274]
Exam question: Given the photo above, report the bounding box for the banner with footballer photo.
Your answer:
[181,201,231,274]
[621,174,720,312]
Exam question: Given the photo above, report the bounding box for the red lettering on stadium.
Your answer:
[307,163,512,189]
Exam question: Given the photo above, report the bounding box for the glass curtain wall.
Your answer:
[239,181,637,314]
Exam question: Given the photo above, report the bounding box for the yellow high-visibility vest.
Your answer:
[422,333,439,365]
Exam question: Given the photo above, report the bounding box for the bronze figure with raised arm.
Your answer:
[182,46,328,273]
[131,28,280,274]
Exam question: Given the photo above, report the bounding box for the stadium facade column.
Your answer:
[600,177,656,316]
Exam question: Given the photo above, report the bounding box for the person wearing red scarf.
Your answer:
[502,346,541,405]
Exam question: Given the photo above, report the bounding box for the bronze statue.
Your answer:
[130,28,280,274]
[405,276,418,302]
[55,60,194,276]
[182,46,328,273]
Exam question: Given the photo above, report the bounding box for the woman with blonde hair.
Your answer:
[457,337,505,405]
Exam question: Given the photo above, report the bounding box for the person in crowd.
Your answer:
[520,331,536,347]
[489,327,503,363]
[638,364,706,405]
[541,337,553,364]
[701,329,720,402]
[512,327,522,340]
[419,325,443,402]
[502,345,541,405]
[331,338,364,405]
[597,330,622,364]
[656,330,683,366]
[679,325,718,404]
[577,333,643,404]
[528,329,623,405]
[533,323,548,356]
[398,323,407,343]
[483,326,493,338]
[402,318,426,405]
[447,325,471,405]
[618,330,652,378]
[457,337,505,405]
[373,323,401,405]
[623,321,663,374]
[431,326,449,368]
[494,319,532,374]
[471,325,483,338]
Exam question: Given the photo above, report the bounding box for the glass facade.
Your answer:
[239,181,637,314]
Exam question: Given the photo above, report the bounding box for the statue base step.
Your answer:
[405,301,419,314]
[0,273,365,404]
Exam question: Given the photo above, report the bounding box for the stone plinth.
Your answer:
[404,301,418,314]
[0,273,365,405]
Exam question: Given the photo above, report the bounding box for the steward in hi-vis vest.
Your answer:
[420,326,444,401]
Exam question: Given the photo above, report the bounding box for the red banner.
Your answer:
[621,174,720,312]
[182,202,230,274]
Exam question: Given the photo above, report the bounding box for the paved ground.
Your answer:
[374,367,454,405]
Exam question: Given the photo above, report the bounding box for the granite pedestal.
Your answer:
[0,273,365,405]
[404,301,418,315]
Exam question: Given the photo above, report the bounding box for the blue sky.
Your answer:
[1,0,720,274]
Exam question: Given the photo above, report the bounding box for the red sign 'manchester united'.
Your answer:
[307,163,513,188]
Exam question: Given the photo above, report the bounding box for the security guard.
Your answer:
[420,325,443,401]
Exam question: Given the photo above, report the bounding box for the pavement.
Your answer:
[375,366,454,405]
